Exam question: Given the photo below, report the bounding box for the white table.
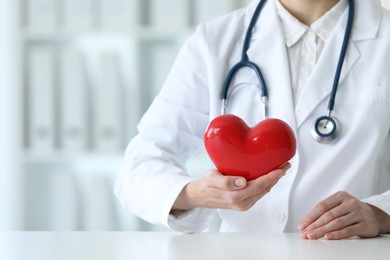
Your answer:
[1,232,389,260]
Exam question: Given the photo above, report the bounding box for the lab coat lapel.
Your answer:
[294,14,361,128]
[246,0,297,133]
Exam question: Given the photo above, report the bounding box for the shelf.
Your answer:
[23,151,123,164]
[21,26,195,42]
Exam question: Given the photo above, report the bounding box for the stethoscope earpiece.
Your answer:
[311,115,341,144]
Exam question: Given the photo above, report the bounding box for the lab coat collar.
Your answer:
[351,0,382,41]
[275,0,348,47]
[246,0,382,41]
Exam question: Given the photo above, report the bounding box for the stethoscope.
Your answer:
[220,0,354,144]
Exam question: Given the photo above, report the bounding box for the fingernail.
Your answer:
[279,162,291,170]
[308,232,318,240]
[325,233,333,240]
[234,178,246,187]
[298,222,307,231]
[284,164,291,171]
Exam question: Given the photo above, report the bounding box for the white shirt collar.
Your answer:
[275,0,348,47]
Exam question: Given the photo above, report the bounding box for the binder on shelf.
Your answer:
[48,170,79,230]
[150,42,178,97]
[116,45,139,144]
[59,49,88,152]
[83,173,118,230]
[195,0,236,24]
[93,52,123,152]
[26,0,58,31]
[242,0,254,6]
[27,46,56,153]
[100,0,139,30]
[148,0,190,30]
[63,0,94,30]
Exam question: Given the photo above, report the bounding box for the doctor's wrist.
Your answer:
[366,203,390,234]
[171,182,199,213]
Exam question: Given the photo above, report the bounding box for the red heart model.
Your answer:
[204,114,296,181]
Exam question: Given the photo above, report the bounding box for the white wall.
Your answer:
[0,0,23,230]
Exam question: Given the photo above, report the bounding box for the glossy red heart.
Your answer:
[204,114,296,181]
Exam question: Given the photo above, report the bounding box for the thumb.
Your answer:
[207,170,247,191]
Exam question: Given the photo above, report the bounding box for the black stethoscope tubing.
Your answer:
[220,0,355,143]
[328,0,354,113]
[220,0,268,116]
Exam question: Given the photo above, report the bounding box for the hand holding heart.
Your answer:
[171,114,295,212]
[172,163,291,212]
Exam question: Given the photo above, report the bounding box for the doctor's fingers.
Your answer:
[206,162,290,192]
[301,204,380,240]
[300,192,381,240]
[206,170,248,191]
[300,207,356,240]
[220,169,288,211]
[243,169,288,198]
[209,166,287,192]
[237,186,278,211]
[250,167,288,191]
[321,204,390,240]
[299,191,351,232]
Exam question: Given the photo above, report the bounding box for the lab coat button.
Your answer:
[308,55,316,64]
[276,213,286,223]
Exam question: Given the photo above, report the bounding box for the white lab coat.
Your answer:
[115,0,390,233]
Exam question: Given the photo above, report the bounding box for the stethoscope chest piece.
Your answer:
[311,116,341,144]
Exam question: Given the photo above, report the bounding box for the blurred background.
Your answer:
[0,0,255,232]
[1,0,390,231]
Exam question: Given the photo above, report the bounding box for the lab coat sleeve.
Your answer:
[362,190,390,216]
[115,25,217,233]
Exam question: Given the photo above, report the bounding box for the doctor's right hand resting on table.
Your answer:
[171,163,291,213]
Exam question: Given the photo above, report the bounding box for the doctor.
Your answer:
[115,0,390,239]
